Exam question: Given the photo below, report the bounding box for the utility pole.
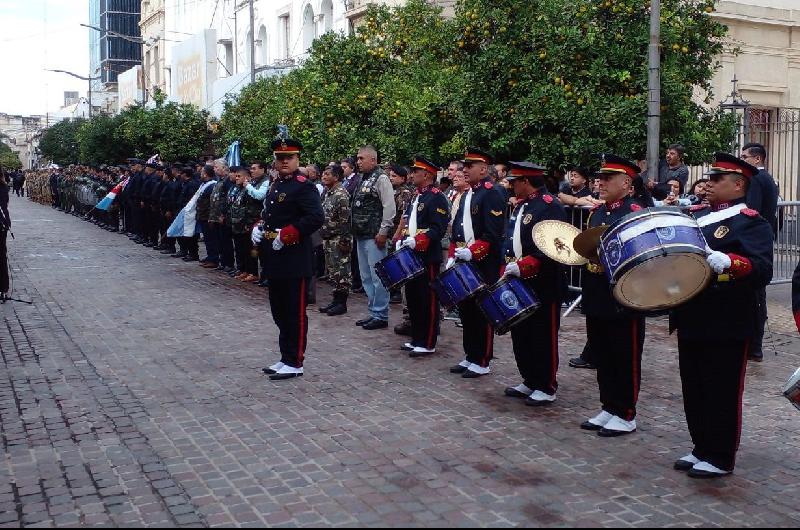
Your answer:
[88,77,93,119]
[646,0,661,184]
[249,0,256,83]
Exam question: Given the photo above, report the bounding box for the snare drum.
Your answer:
[374,246,425,291]
[598,207,713,312]
[478,277,540,335]
[432,262,486,309]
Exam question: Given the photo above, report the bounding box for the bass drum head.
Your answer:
[613,253,712,311]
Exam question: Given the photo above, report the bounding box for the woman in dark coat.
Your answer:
[0,171,11,296]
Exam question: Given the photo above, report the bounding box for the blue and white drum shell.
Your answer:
[478,277,541,335]
[598,207,713,311]
[432,262,487,309]
[374,246,425,291]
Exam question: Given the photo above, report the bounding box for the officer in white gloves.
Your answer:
[670,152,774,478]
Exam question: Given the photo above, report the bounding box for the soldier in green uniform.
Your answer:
[319,163,353,316]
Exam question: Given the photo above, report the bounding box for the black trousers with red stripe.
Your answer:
[586,316,645,421]
[511,301,560,395]
[458,298,494,367]
[678,338,749,471]
[268,277,308,368]
[405,264,440,350]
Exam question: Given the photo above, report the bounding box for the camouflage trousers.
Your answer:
[323,236,352,295]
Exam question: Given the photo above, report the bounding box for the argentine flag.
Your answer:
[95,177,129,211]
[166,180,216,238]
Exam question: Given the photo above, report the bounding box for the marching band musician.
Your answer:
[448,148,507,378]
[396,156,450,357]
[671,153,773,477]
[580,155,646,437]
[252,138,324,381]
[501,162,567,405]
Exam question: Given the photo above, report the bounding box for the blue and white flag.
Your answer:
[166,181,216,238]
[224,141,241,168]
[95,177,129,211]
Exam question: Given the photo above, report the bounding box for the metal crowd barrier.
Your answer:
[774,201,799,284]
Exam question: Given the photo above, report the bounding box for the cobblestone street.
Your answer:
[1,196,799,528]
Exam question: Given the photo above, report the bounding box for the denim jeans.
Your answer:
[199,220,219,263]
[356,238,389,321]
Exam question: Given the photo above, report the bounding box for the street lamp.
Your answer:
[44,69,101,119]
[720,74,751,155]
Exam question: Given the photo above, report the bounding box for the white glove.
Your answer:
[454,247,473,262]
[403,236,416,250]
[395,240,403,251]
[251,225,263,245]
[272,229,284,251]
[446,257,456,269]
[504,262,521,278]
[706,251,731,274]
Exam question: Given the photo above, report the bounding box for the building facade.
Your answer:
[89,0,143,89]
[140,0,166,98]
[0,114,45,170]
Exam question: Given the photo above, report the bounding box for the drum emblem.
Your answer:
[500,290,519,310]
[656,226,676,241]
[606,239,623,267]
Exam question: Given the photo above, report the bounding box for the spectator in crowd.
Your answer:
[318,163,352,316]
[175,167,201,262]
[494,163,508,183]
[741,142,780,362]
[558,166,593,206]
[644,143,690,190]
[341,156,363,294]
[244,161,271,286]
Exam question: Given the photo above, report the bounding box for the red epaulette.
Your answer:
[741,208,759,218]
[431,187,440,194]
[630,203,642,212]
[542,194,553,204]
[484,181,493,189]
[296,175,307,183]
[689,204,707,212]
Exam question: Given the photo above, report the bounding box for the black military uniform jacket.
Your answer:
[177,177,200,210]
[403,185,450,265]
[502,190,567,303]
[581,196,643,318]
[671,198,774,340]
[126,170,144,203]
[140,172,159,204]
[260,171,324,280]
[452,178,507,282]
[159,178,181,213]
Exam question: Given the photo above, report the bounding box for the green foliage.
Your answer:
[220,0,458,165]
[221,0,733,169]
[39,119,84,166]
[118,103,212,162]
[0,142,22,171]
[76,114,132,164]
[451,0,733,166]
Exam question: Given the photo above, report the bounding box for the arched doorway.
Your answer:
[302,4,315,52]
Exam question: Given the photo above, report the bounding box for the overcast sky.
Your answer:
[0,0,90,117]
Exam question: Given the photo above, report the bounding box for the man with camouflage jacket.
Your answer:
[318,163,352,316]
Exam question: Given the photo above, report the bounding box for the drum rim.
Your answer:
[612,251,713,310]
[602,206,692,240]
[603,243,708,282]
[478,277,541,335]
[375,248,426,290]
[433,262,487,309]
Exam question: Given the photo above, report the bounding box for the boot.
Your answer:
[318,299,336,313]
[326,292,348,316]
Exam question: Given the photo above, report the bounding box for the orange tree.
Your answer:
[219,0,458,165]
[449,0,734,166]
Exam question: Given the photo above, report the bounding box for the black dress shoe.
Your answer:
[450,364,468,374]
[580,421,603,431]
[269,372,303,381]
[160,248,176,255]
[504,387,530,399]
[748,351,763,362]
[674,459,695,471]
[568,357,597,369]
[319,302,335,313]
[362,319,388,330]
[597,427,636,437]
[356,317,373,326]
[461,369,486,379]
[257,280,269,288]
[215,264,226,271]
[171,252,187,258]
[183,255,199,262]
